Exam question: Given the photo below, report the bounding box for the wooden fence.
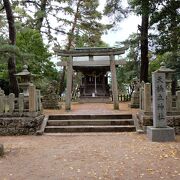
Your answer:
[118,94,131,102]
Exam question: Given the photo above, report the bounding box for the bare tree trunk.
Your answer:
[170,0,178,94]
[59,0,82,96]
[35,0,47,31]
[3,0,19,97]
[59,66,66,96]
[140,0,149,83]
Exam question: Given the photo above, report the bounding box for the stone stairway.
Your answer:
[44,114,136,133]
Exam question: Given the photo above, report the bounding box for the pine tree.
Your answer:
[2,0,19,96]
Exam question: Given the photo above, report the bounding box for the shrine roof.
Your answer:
[53,46,127,57]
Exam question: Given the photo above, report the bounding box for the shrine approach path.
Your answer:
[0,102,180,180]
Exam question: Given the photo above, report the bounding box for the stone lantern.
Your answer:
[156,62,175,91]
[15,65,33,96]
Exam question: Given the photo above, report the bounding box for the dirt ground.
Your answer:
[0,103,180,180]
[43,102,139,115]
[0,133,180,180]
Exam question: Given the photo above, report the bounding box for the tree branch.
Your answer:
[0,5,4,11]
[21,0,41,7]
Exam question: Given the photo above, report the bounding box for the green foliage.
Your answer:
[16,28,59,90]
[75,33,109,48]
[1,0,178,92]
[0,63,8,79]
[66,0,109,48]
[122,33,140,62]
[128,0,161,14]
[104,0,128,26]
[0,44,21,56]
[149,51,180,81]
[150,0,180,54]
[117,61,137,94]
[115,33,140,93]
[149,55,163,75]
[16,29,47,72]
[0,36,19,79]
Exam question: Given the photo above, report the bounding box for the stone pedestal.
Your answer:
[147,72,175,141]
[147,126,175,142]
[130,91,139,108]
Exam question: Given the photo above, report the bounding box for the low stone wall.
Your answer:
[0,115,44,135]
[137,112,180,135]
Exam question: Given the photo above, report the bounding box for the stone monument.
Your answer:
[147,72,175,141]
[42,80,61,109]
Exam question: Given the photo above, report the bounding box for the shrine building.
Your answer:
[54,47,127,111]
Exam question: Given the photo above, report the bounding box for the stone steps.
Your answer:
[48,114,133,120]
[47,119,134,126]
[45,125,136,133]
[44,114,136,133]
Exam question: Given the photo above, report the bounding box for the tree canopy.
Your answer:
[0,0,179,95]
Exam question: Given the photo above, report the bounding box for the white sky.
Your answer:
[102,15,141,46]
[99,0,141,46]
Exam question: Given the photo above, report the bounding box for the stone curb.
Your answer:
[36,116,49,135]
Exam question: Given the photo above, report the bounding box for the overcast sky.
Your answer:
[99,0,141,46]
[102,15,141,46]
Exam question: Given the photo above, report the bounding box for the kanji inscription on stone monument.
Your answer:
[152,72,166,127]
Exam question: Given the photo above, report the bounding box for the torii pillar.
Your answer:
[110,55,119,110]
[65,56,73,111]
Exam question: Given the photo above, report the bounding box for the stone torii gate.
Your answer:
[54,47,127,111]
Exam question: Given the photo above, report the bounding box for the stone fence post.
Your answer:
[139,82,145,110]
[36,90,41,111]
[0,89,5,114]
[4,96,8,113]
[144,83,151,113]
[19,93,24,113]
[8,93,15,113]
[166,91,172,112]
[29,84,36,112]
